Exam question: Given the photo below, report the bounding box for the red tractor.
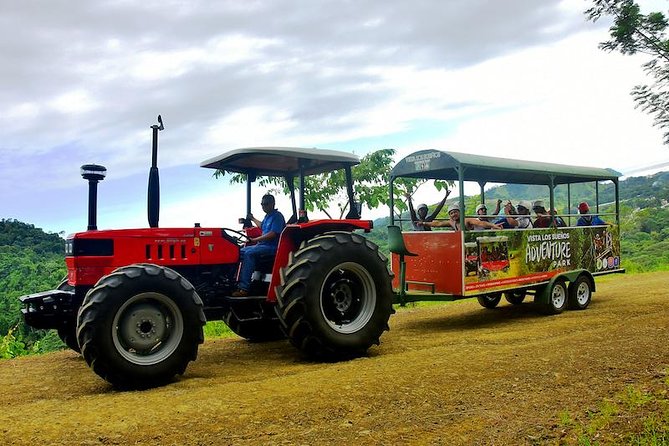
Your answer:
[20,117,394,389]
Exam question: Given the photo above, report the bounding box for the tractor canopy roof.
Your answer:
[200,146,360,177]
[390,149,621,185]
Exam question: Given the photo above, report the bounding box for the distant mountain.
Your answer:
[0,219,64,255]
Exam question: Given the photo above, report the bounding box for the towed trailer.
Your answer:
[387,149,624,314]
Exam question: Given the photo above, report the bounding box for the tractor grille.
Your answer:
[145,242,188,261]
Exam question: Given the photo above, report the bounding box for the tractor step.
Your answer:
[222,295,268,302]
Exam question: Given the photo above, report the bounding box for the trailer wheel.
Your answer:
[541,279,568,315]
[276,232,394,360]
[477,293,502,309]
[505,291,526,305]
[77,264,205,389]
[568,275,592,310]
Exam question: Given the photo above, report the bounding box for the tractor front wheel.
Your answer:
[57,324,80,353]
[56,279,81,353]
[77,264,205,389]
[276,232,394,360]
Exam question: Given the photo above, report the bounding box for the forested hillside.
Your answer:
[0,220,66,357]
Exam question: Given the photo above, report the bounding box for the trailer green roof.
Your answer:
[200,146,360,177]
[390,149,621,185]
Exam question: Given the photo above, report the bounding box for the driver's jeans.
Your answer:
[238,243,277,292]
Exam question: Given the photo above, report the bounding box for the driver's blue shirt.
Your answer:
[259,209,285,247]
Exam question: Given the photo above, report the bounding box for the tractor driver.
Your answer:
[232,193,286,297]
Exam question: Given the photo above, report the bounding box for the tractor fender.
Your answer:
[267,221,374,302]
[534,269,595,305]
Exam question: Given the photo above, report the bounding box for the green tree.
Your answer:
[587,0,669,144]
[217,148,414,218]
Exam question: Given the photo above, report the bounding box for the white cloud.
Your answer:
[1,0,668,236]
[48,89,99,114]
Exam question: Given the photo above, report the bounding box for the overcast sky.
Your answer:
[2,0,669,235]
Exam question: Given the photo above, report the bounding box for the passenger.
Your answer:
[473,203,497,230]
[475,203,489,220]
[534,200,567,228]
[492,199,503,217]
[405,189,450,231]
[532,200,551,228]
[493,201,515,229]
[232,193,286,297]
[576,201,608,226]
[494,200,533,229]
[550,208,567,227]
[420,203,502,231]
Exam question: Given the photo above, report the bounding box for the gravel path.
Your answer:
[1,271,667,445]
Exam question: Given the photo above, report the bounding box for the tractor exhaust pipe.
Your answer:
[147,115,164,228]
[81,164,107,231]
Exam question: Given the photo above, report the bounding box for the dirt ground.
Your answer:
[1,271,667,445]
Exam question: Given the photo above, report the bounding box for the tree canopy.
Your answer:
[587,0,669,144]
[215,148,451,219]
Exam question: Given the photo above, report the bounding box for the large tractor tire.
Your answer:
[56,279,81,353]
[223,307,285,342]
[276,231,394,360]
[76,264,206,389]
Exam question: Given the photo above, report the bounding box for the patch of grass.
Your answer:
[559,375,669,445]
[203,321,234,339]
[629,415,669,445]
[624,385,654,409]
[558,409,574,427]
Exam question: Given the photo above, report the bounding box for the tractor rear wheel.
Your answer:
[276,232,394,360]
[77,264,205,389]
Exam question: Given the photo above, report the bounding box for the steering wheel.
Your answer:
[222,228,252,247]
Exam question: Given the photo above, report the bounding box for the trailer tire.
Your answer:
[541,278,568,315]
[477,293,502,309]
[77,264,205,389]
[276,232,394,360]
[505,291,526,305]
[568,275,592,310]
